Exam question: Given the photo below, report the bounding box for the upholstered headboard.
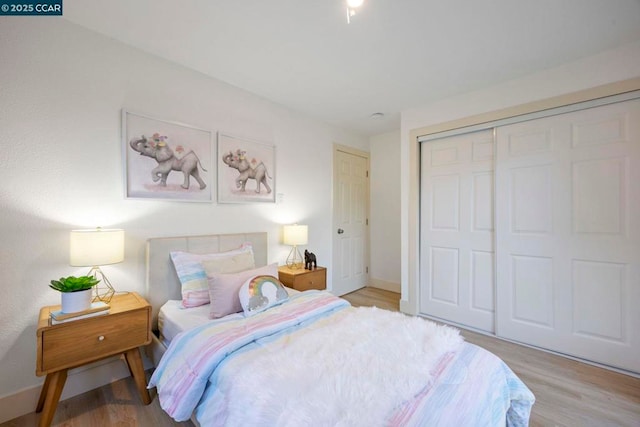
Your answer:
[145,232,268,330]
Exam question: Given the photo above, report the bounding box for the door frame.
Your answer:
[332,143,370,295]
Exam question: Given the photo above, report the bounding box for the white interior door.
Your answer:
[495,99,640,373]
[332,147,369,296]
[419,129,495,333]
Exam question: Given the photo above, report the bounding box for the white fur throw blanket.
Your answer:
[213,305,463,426]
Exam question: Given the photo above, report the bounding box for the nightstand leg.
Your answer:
[37,369,67,427]
[124,348,152,405]
[35,374,52,412]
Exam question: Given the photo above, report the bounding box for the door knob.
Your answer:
[337,229,344,234]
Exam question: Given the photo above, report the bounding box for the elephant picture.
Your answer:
[217,133,276,203]
[222,149,272,194]
[123,110,213,202]
[130,134,207,190]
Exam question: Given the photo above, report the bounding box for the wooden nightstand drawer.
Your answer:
[293,269,325,291]
[278,266,326,291]
[41,309,149,373]
[35,292,152,426]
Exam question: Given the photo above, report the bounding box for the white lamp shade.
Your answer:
[283,224,308,246]
[70,228,125,267]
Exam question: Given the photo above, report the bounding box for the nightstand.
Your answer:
[35,292,152,427]
[278,265,327,291]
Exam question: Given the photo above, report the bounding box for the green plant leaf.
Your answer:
[48,275,100,292]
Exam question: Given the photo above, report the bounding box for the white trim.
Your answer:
[145,334,167,367]
[0,384,40,424]
[333,143,369,159]
[418,90,640,143]
[0,354,153,423]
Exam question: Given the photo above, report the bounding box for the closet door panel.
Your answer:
[496,99,640,373]
[420,130,495,333]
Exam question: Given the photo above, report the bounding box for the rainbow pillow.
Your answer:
[238,275,289,316]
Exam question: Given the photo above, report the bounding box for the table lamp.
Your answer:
[283,224,308,269]
[70,227,124,302]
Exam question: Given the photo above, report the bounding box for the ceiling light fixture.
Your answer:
[346,0,365,24]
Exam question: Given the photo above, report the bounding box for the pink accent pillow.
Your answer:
[207,263,278,318]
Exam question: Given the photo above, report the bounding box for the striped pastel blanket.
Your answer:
[149,291,350,421]
[149,291,534,426]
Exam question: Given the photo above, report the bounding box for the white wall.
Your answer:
[368,131,400,292]
[399,40,640,314]
[0,18,367,420]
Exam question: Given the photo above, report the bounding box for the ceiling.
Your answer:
[63,0,640,136]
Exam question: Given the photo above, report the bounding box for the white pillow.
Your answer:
[170,243,254,308]
[207,263,279,318]
[238,275,289,316]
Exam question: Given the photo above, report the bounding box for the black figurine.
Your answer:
[304,250,317,270]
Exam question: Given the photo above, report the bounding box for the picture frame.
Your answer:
[122,110,214,202]
[217,133,276,203]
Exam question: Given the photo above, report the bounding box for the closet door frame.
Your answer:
[406,79,640,319]
[409,79,640,374]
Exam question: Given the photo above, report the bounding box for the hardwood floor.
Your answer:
[1,373,192,427]
[5,287,639,426]
[341,286,401,311]
[463,330,640,427]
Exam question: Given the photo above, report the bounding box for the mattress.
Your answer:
[158,300,238,345]
[158,287,300,345]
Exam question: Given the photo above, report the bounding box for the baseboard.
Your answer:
[0,352,153,424]
[145,333,167,367]
[368,278,401,293]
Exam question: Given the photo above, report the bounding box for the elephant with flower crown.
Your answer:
[129,135,207,189]
[222,150,272,194]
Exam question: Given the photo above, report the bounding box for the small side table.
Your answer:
[35,292,152,427]
[278,265,327,291]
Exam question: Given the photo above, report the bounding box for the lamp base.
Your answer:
[286,246,304,269]
[87,266,116,303]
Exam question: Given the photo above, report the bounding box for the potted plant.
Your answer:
[50,276,100,313]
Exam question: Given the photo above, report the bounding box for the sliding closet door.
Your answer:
[420,130,495,333]
[495,99,640,373]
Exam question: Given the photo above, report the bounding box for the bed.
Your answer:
[144,233,535,426]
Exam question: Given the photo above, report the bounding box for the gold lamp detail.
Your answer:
[283,224,308,269]
[69,228,124,303]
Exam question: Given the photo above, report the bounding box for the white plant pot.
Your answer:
[61,289,92,313]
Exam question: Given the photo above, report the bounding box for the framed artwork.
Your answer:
[217,133,276,203]
[123,110,214,202]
